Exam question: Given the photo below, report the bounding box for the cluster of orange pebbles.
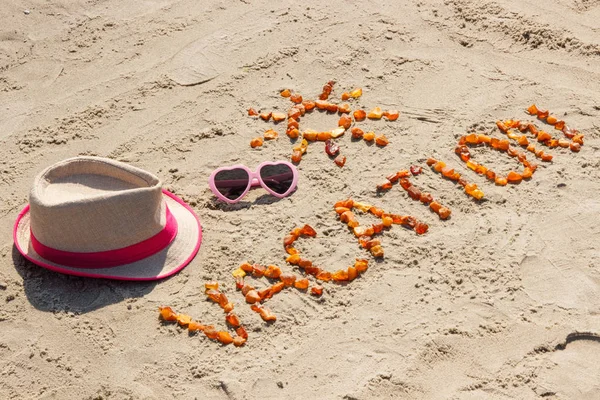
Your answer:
[247,81,399,166]
[158,282,248,347]
[161,100,584,346]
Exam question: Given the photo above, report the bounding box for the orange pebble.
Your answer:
[527,104,538,115]
[225,313,241,327]
[339,115,352,129]
[287,128,300,139]
[370,245,384,258]
[311,285,324,296]
[248,108,258,116]
[350,88,363,98]
[290,94,303,104]
[264,265,282,279]
[217,331,234,345]
[338,103,351,113]
[303,100,316,111]
[294,278,309,290]
[367,107,383,119]
[250,137,263,148]
[188,321,205,332]
[206,289,221,303]
[355,259,368,273]
[279,273,297,287]
[236,326,249,340]
[316,271,332,281]
[570,142,581,152]
[332,269,349,282]
[334,155,346,167]
[280,89,291,97]
[203,326,218,340]
[259,112,271,121]
[327,103,339,113]
[353,109,366,121]
[341,92,351,101]
[272,112,286,122]
[384,110,399,121]
[264,129,278,140]
[347,266,358,281]
[245,290,261,304]
[205,281,219,291]
[507,171,522,183]
[158,306,178,322]
[495,177,508,186]
[363,132,375,141]
[375,135,389,146]
[233,336,246,347]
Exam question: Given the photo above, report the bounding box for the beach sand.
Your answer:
[1,0,599,398]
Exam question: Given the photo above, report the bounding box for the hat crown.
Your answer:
[29,157,166,252]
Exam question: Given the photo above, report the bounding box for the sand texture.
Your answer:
[1,0,600,399]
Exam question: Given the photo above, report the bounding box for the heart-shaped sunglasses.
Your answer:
[208,161,298,204]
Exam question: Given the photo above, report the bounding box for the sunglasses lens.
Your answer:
[214,169,250,201]
[260,164,295,195]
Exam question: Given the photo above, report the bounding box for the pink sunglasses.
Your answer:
[208,161,299,204]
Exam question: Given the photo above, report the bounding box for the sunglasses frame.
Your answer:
[208,161,299,204]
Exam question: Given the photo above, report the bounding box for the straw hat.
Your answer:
[13,156,202,280]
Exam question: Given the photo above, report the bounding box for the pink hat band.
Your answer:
[29,204,178,268]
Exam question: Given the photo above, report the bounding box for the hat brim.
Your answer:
[13,190,202,281]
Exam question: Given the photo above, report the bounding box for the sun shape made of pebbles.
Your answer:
[247,81,400,167]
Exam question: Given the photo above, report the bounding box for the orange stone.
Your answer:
[279,273,297,287]
[236,326,249,340]
[248,108,258,116]
[245,290,261,304]
[290,94,303,104]
[347,266,358,281]
[303,100,316,111]
[339,115,352,129]
[225,313,241,327]
[338,103,351,113]
[264,265,282,279]
[217,331,234,345]
[384,110,399,121]
[351,127,365,139]
[527,104,538,115]
[280,89,291,97]
[334,155,346,167]
[570,142,581,152]
[188,321,205,332]
[367,107,383,119]
[259,112,271,121]
[311,285,324,296]
[294,278,309,290]
[495,177,508,186]
[158,306,178,322]
[331,270,349,281]
[355,259,368,273]
[353,109,366,121]
[375,135,389,146]
[264,129,278,140]
[250,137,263,148]
[363,132,375,141]
[350,88,362,98]
[370,245,384,258]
